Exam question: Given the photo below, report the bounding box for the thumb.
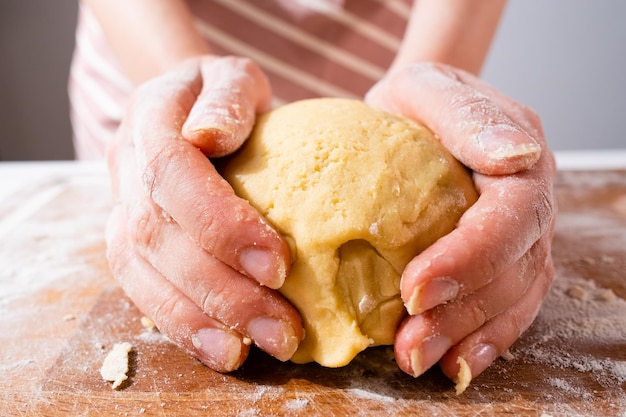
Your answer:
[365,62,541,176]
[182,57,272,157]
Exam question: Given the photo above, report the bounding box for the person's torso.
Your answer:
[186,0,412,104]
[69,0,413,159]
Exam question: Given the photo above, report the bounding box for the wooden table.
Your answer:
[1,157,625,417]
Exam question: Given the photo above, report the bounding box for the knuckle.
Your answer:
[450,92,499,125]
[533,185,556,237]
[151,295,185,331]
[142,140,186,197]
[194,197,252,257]
[464,299,489,329]
[198,267,266,329]
[127,202,163,254]
[196,211,220,253]
[199,278,230,319]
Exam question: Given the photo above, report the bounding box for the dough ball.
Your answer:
[222,98,477,367]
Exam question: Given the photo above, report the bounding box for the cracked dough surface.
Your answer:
[223,98,477,367]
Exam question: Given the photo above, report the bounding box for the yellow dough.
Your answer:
[222,98,477,367]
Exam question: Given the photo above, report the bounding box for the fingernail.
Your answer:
[409,334,452,377]
[239,246,285,289]
[478,125,541,161]
[406,277,459,315]
[192,328,243,372]
[466,343,498,377]
[184,102,241,135]
[248,317,299,362]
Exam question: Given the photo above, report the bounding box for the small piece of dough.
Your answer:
[140,316,157,331]
[223,98,477,367]
[500,349,515,361]
[566,285,588,301]
[455,356,472,395]
[100,342,133,389]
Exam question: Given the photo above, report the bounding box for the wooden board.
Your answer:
[1,163,625,416]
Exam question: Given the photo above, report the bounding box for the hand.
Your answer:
[365,62,556,387]
[105,56,304,372]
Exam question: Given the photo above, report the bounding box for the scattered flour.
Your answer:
[284,397,309,410]
[136,328,169,344]
[346,387,395,403]
[515,274,626,387]
[548,377,592,400]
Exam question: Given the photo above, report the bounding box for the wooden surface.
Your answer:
[0,162,625,416]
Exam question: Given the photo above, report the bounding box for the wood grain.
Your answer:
[1,164,624,416]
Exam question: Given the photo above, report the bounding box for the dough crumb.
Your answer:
[579,256,596,265]
[140,316,157,332]
[62,313,76,321]
[596,288,617,303]
[101,342,133,389]
[454,356,472,395]
[500,349,515,361]
[566,285,588,301]
[600,255,615,264]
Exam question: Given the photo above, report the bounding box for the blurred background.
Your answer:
[0,0,624,161]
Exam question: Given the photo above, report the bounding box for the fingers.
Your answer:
[364,61,556,314]
[112,130,303,362]
[182,57,272,157]
[394,235,551,378]
[365,61,557,390]
[106,206,249,373]
[402,158,555,315]
[125,192,303,361]
[105,56,300,373]
[439,252,555,387]
[365,62,541,175]
[123,58,289,288]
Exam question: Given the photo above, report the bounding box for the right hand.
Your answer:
[105,56,304,372]
[365,62,556,386]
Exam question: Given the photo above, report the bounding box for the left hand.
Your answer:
[365,62,556,387]
[105,57,303,373]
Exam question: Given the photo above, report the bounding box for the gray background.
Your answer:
[1,0,624,161]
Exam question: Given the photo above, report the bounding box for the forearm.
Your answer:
[83,0,211,85]
[391,0,506,75]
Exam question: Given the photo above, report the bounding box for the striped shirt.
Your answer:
[69,0,413,160]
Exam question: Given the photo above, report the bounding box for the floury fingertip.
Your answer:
[193,327,244,372]
[477,124,542,174]
[247,316,301,362]
[239,246,286,289]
